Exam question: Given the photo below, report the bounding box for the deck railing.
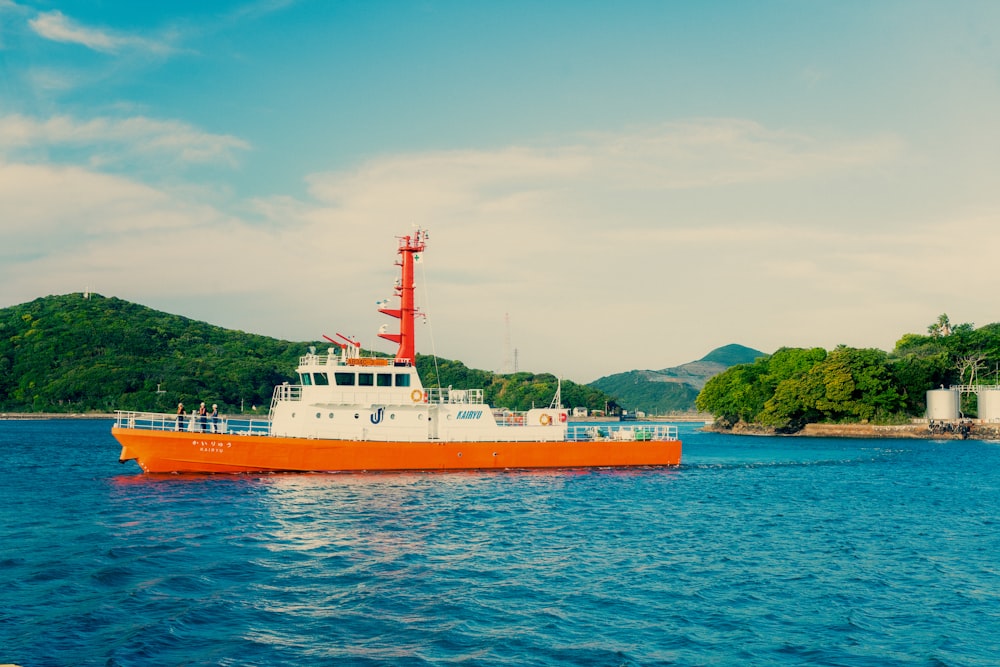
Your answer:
[272,385,303,402]
[114,411,272,436]
[114,411,678,443]
[426,387,484,404]
[565,424,679,442]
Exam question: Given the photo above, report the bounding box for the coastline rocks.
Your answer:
[705,420,1000,440]
[798,423,930,439]
[704,420,777,436]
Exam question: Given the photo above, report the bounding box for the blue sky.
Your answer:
[2,1,999,382]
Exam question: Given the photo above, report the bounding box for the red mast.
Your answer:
[378,229,427,365]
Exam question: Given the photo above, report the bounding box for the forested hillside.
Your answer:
[696,315,1000,432]
[0,294,611,414]
[590,344,764,414]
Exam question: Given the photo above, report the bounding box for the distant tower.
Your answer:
[503,313,513,374]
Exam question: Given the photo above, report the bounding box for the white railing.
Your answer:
[272,385,303,402]
[565,424,679,442]
[426,387,484,404]
[298,353,398,367]
[494,410,531,426]
[114,411,272,436]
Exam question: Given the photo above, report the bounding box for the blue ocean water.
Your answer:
[1,420,999,666]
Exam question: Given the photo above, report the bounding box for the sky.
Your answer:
[1,1,999,383]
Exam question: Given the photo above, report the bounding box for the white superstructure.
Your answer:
[269,342,568,442]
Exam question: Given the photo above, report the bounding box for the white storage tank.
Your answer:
[926,388,960,421]
[977,388,1000,422]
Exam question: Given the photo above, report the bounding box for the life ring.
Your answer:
[559,413,567,423]
[411,389,423,403]
[540,414,552,426]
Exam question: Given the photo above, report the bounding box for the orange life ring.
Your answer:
[411,390,423,403]
[540,414,552,426]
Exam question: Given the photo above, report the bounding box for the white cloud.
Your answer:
[29,10,175,55]
[242,120,994,379]
[0,158,274,308]
[0,113,250,166]
[1,118,995,382]
[0,0,25,14]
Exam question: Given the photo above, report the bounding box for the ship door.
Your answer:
[427,406,440,439]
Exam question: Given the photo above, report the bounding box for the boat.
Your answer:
[112,229,682,473]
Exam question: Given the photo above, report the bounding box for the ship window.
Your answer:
[335,372,355,386]
[359,373,374,387]
[377,373,392,387]
[314,372,329,386]
[300,373,312,386]
[395,374,411,387]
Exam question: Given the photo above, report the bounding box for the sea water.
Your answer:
[1,419,998,666]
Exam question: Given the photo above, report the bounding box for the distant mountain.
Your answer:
[699,343,766,367]
[589,344,765,415]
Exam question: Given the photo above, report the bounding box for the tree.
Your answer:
[928,313,952,337]
[697,347,827,426]
[956,353,987,386]
[770,347,903,425]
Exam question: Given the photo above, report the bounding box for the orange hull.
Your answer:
[113,427,682,474]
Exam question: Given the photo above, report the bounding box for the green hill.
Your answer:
[0,293,612,414]
[696,315,1000,432]
[700,343,766,366]
[589,344,765,415]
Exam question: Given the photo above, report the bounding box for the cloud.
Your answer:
[227,0,298,22]
[241,119,995,378]
[0,158,270,300]
[296,119,903,245]
[582,120,902,191]
[0,0,25,13]
[1,117,992,381]
[0,114,250,166]
[317,119,898,198]
[29,10,175,55]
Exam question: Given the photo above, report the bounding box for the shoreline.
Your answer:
[707,421,1000,440]
[1,413,115,420]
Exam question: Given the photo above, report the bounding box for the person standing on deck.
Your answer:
[198,402,208,432]
[176,403,185,431]
[210,404,219,433]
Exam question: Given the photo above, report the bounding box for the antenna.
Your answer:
[503,313,513,374]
